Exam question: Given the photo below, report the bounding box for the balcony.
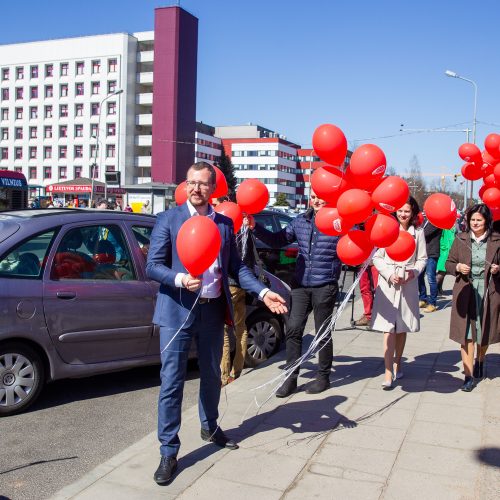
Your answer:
[137,72,153,84]
[136,114,152,126]
[134,156,152,167]
[135,135,152,146]
[136,93,153,105]
[137,50,154,63]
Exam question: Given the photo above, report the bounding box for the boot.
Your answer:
[461,376,475,392]
[276,376,297,398]
[305,376,330,394]
[473,360,484,380]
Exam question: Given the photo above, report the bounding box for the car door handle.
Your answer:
[56,291,77,300]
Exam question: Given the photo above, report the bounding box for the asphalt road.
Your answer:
[0,361,200,500]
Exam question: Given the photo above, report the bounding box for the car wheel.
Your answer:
[0,342,45,416]
[245,311,282,368]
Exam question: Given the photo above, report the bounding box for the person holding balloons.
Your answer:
[252,189,342,397]
[445,203,500,392]
[370,196,428,389]
[146,162,288,485]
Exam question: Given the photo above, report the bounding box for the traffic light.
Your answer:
[454,174,459,182]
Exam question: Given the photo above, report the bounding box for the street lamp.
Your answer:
[89,89,123,206]
[445,70,478,202]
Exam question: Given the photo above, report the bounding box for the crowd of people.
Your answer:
[141,161,499,485]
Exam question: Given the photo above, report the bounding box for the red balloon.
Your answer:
[484,133,500,159]
[315,206,353,236]
[175,181,188,205]
[337,189,373,224]
[490,206,500,221]
[458,143,482,163]
[423,193,457,230]
[310,166,348,205]
[336,230,374,266]
[482,150,499,170]
[494,163,500,184]
[483,173,497,188]
[365,213,400,248]
[236,179,269,214]
[176,217,222,276]
[461,162,483,181]
[214,201,243,233]
[385,231,416,262]
[416,212,424,227]
[371,176,410,214]
[478,184,487,200]
[348,144,386,189]
[482,187,500,209]
[212,166,229,198]
[312,124,348,166]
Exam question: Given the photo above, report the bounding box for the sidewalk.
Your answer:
[52,277,500,500]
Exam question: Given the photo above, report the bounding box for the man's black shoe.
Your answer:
[154,456,177,485]
[275,377,297,398]
[200,428,239,450]
[305,377,330,394]
[461,376,475,392]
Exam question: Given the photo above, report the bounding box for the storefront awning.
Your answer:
[46,177,125,195]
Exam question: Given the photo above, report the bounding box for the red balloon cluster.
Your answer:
[310,124,413,265]
[458,133,500,211]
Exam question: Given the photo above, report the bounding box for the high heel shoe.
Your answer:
[381,379,393,390]
[461,376,475,392]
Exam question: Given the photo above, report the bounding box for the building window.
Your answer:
[60,62,68,76]
[1,68,8,81]
[75,82,84,96]
[59,104,68,118]
[1,88,9,101]
[45,64,54,77]
[16,67,24,80]
[45,85,54,98]
[15,147,23,160]
[74,145,83,158]
[91,102,100,116]
[106,123,116,136]
[74,166,82,178]
[75,124,84,137]
[1,148,7,160]
[44,166,52,179]
[92,60,101,74]
[108,58,117,72]
[44,105,53,118]
[91,81,100,95]
[75,103,84,117]
[90,144,97,157]
[59,145,67,159]
[29,166,37,179]
[44,146,52,159]
[15,127,23,139]
[107,102,116,115]
[59,166,67,179]
[29,146,37,159]
[15,107,23,120]
[106,144,116,158]
[44,126,52,139]
[30,65,38,78]
[107,80,117,94]
[14,167,23,173]
[59,125,67,138]
[0,109,7,121]
[60,84,68,97]
[30,86,38,99]
[29,126,37,139]
[76,61,84,75]
[1,128,7,140]
[90,123,98,137]
[29,106,38,119]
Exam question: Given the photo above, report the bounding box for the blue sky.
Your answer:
[2,0,499,180]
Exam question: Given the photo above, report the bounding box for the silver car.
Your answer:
[0,209,289,416]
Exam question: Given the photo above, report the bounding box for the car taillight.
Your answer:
[284,247,298,258]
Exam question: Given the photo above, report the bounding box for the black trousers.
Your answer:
[286,282,338,378]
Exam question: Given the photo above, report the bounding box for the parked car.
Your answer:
[0,209,289,416]
[253,209,298,286]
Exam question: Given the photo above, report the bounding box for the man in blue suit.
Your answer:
[146,162,287,485]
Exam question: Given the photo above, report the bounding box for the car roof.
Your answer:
[0,208,156,220]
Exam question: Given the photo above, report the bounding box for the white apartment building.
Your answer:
[195,122,222,165]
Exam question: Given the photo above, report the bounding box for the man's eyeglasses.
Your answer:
[186,180,211,190]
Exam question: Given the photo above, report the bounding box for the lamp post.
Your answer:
[445,70,478,203]
[89,89,123,206]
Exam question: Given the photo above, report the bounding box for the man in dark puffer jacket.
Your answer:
[252,190,341,396]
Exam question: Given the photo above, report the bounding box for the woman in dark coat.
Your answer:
[445,204,500,392]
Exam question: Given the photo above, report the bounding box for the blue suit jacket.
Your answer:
[146,203,265,329]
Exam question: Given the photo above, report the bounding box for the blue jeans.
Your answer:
[418,257,438,306]
[158,297,225,458]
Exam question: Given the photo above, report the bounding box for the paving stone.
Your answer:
[354,387,422,410]
[70,479,176,500]
[406,420,482,450]
[415,402,483,428]
[346,403,414,430]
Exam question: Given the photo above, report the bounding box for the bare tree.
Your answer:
[403,155,427,207]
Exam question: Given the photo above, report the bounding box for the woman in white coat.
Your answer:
[370,197,427,389]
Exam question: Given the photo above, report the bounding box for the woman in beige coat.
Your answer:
[370,197,427,389]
